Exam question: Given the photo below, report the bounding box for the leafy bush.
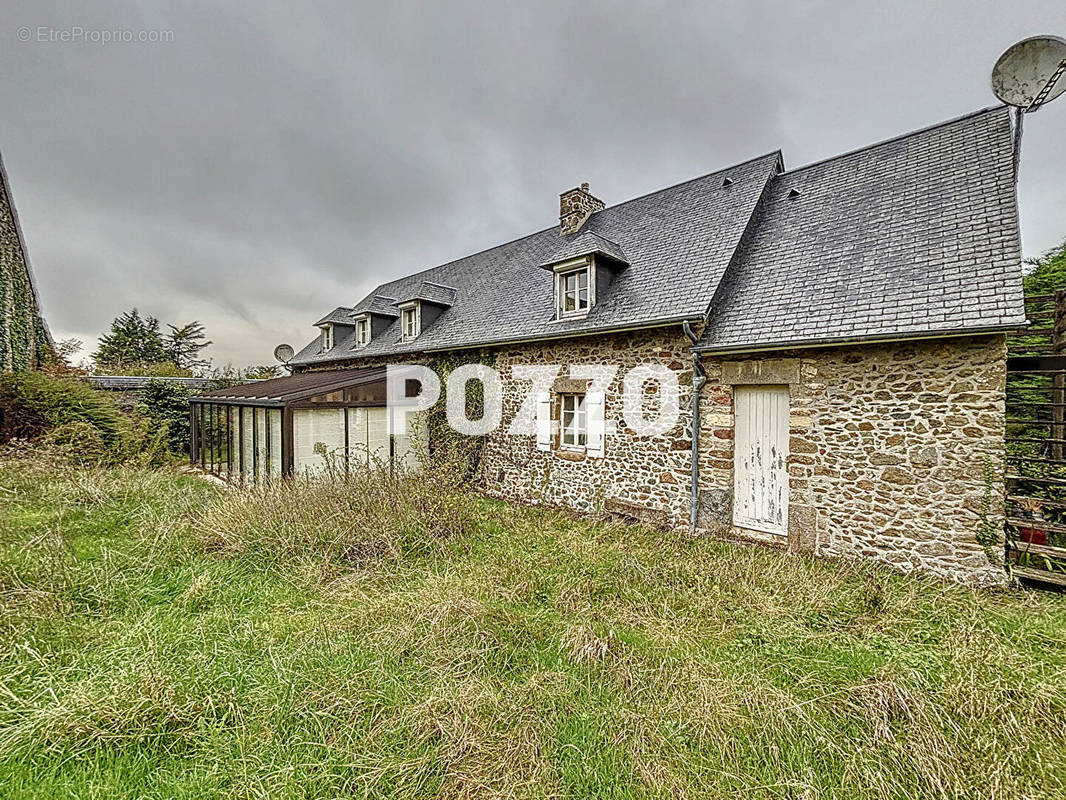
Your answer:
[137,379,195,454]
[1023,239,1066,296]
[41,420,108,464]
[0,371,156,464]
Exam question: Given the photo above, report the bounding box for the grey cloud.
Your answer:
[1,0,1064,366]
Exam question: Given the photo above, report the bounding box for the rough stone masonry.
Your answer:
[476,330,1007,587]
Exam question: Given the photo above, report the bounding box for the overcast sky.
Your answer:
[2,1,1064,367]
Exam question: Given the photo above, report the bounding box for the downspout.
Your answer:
[682,321,705,535]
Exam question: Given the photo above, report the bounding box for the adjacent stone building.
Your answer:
[200,107,1026,586]
[0,149,51,372]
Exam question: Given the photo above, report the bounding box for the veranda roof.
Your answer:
[192,367,386,407]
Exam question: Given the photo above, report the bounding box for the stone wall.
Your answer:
[696,335,1007,587]
[295,330,1008,586]
[474,329,695,521]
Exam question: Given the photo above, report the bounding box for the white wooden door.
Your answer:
[733,385,790,536]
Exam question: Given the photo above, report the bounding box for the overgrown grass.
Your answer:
[1,457,1065,798]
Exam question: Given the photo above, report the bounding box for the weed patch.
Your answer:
[0,456,1064,798]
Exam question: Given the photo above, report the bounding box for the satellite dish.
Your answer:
[273,343,294,364]
[992,35,1066,110]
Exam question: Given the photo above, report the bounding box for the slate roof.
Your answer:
[291,152,780,365]
[536,229,629,269]
[292,107,1025,366]
[697,107,1027,352]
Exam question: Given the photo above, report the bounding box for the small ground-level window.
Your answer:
[560,393,587,449]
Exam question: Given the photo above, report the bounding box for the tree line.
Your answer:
[52,308,277,380]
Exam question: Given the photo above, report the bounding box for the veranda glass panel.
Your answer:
[204,406,213,473]
[347,407,390,468]
[366,407,389,466]
[347,407,368,466]
[241,408,255,482]
[228,406,240,478]
[391,408,421,472]
[254,408,268,483]
[293,408,345,477]
[268,409,282,480]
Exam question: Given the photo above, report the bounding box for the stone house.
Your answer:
[0,149,51,372]
[191,107,1025,586]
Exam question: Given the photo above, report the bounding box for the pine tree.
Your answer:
[166,321,213,372]
[94,309,170,371]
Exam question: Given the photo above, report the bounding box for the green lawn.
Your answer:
[0,457,1064,799]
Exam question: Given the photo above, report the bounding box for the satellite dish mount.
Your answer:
[991,35,1066,178]
[273,343,295,365]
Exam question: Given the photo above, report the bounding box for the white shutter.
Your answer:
[536,392,552,451]
[585,390,605,458]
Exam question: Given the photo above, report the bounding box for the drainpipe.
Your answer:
[682,321,705,535]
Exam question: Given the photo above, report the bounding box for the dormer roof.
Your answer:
[351,294,401,319]
[313,307,356,327]
[392,281,457,308]
[537,229,628,270]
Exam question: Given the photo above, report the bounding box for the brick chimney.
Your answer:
[559,182,605,236]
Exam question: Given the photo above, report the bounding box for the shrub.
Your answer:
[0,371,139,458]
[137,379,195,454]
[42,420,108,465]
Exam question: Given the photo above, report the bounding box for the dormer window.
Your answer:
[354,317,370,348]
[554,260,592,319]
[400,303,420,342]
[319,324,334,351]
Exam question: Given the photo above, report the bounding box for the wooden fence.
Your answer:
[1005,290,1066,587]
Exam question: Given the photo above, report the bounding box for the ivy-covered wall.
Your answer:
[0,153,49,372]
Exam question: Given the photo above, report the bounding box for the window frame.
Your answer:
[554,258,594,319]
[559,393,588,451]
[320,324,334,351]
[399,303,421,342]
[354,316,370,348]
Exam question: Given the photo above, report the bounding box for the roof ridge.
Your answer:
[596,150,783,213]
[356,149,783,299]
[780,105,1007,177]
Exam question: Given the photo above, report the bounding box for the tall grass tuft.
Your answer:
[193,465,475,570]
[1,454,1065,798]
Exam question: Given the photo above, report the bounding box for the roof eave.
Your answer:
[291,314,705,365]
[694,322,1026,355]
